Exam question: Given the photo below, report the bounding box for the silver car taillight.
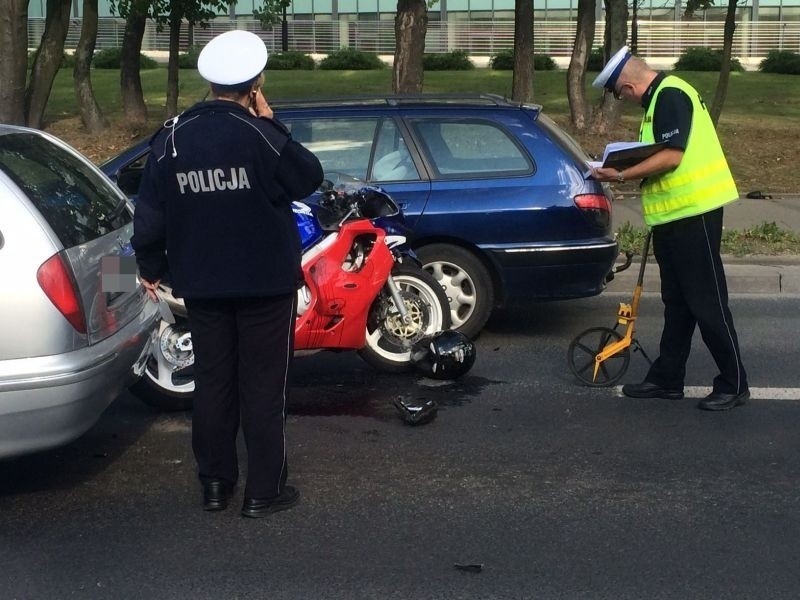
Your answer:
[36,252,87,334]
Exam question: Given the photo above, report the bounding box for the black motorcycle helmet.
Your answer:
[411,330,476,380]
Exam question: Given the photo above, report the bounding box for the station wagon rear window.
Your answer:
[408,118,533,178]
[0,132,131,248]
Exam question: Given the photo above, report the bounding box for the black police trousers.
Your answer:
[185,293,296,499]
[645,207,748,395]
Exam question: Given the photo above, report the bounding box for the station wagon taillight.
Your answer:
[574,193,612,229]
[36,253,87,334]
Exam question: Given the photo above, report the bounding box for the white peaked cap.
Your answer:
[197,30,269,85]
[591,45,632,90]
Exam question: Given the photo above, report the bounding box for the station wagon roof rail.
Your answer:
[269,94,543,110]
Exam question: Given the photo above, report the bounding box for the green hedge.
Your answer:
[588,47,604,71]
[28,49,154,70]
[93,47,159,69]
[759,49,800,75]
[28,51,77,69]
[178,46,202,69]
[423,50,474,70]
[318,48,386,70]
[534,54,558,71]
[489,49,558,71]
[674,46,743,72]
[268,51,316,70]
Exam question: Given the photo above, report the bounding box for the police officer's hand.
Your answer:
[250,89,273,119]
[592,167,623,182]
[141,278,161,302]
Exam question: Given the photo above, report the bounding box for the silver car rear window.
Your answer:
[0,132,131,248]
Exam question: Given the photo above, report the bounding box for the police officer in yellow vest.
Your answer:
[592,46,748,411]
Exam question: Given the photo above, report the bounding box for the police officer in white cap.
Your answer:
[132,30,323,516]
[591,47,748,412]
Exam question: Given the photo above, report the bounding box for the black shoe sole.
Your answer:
[697,392,749,411]
[241,501,298,518]
[241,492,300,518]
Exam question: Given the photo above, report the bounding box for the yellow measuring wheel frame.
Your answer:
[567,231,654,387]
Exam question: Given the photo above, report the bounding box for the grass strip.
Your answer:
[616,221,800,257]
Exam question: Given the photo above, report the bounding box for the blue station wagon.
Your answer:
[102,94,618,338]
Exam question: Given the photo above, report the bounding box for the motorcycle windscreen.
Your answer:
[292,201,325,250]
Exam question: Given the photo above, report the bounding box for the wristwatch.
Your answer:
[616,170,625,183]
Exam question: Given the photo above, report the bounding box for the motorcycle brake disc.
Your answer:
[374,291,430,346]
[159,325,194,369]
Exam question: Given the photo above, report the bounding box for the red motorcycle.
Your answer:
[132,174,451,411]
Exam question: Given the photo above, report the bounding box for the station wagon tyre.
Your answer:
[416,244,494,339]
[359,264,451,373]
[567,326,631,387]
[130,319,195,411]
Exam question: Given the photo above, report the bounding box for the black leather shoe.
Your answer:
[203,480,233,512]
[241,486,300,518]
[622,381,684,400]
[697,389,749,411]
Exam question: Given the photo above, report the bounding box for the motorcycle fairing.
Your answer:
[295,220,395,350]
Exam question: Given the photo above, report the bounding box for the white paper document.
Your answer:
[585,141,668,176]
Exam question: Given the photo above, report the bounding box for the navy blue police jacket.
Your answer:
[131,100,323,299]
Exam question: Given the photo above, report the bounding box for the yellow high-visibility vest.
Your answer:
[639,76,738,226]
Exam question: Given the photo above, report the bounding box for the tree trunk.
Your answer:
[0,0,29,125]
[393,0,427,94]
[567,0,596,130]
[166,11,182,118]
[73,0,108,133]
[511,0,535,103]
[710,0,737,126]
[120,8,149,126]
[590,0,628,134]
[25,0,72,129]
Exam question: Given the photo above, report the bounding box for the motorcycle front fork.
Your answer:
[384,277,412,324]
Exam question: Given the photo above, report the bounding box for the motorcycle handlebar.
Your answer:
[320,186,399,221]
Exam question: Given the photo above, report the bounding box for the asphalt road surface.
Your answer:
[2,293,800,600]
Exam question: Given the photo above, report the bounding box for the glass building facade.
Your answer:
[26,0,800,22]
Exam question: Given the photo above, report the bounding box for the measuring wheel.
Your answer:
[567,326,631,387]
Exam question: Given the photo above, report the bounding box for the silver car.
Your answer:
[0,125,159,460]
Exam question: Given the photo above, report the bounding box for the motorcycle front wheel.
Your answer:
[359,263,452,373]
[129,318,196,411]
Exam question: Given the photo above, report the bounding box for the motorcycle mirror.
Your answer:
[361,188,400,219]
[392,396,438,426]
[318,179,334,193]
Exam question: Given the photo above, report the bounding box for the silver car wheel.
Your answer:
[145,320,195,395]
[424,260,477,330]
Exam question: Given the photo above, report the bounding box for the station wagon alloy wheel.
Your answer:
[417,244,494,340]
[426,260,476,328]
